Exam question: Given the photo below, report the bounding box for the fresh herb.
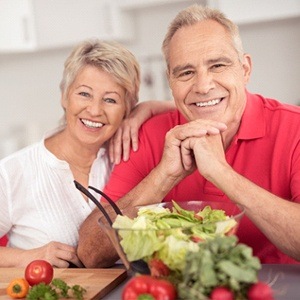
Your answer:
[178,235,261,300]
[26,278,86,300]
[26,283,58,300]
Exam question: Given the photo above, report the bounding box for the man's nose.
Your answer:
[192,72,215,94]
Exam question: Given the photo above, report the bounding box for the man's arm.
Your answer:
[78,120,227,268]
[181,133,300,261]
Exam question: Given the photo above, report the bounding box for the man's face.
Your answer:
[168,20,251,127]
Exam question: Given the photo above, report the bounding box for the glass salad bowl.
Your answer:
[98,200,245,276]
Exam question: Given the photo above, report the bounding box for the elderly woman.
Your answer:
[0,39,174,268]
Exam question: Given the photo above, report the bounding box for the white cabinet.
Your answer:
[0,0,133,53]
[207,0,300,24]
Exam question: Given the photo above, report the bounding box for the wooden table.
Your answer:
[0,267,127,299]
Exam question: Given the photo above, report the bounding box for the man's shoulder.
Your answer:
[252,93,300,115]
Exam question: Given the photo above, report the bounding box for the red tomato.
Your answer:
[24,260,54,286]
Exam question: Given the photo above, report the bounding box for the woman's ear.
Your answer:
[61,94,67,109]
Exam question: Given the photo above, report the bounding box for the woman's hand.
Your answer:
[20,241,83,268]
[109,100,175,164]
[0,242,83,268]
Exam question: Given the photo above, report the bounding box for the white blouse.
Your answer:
[0,127,113,249]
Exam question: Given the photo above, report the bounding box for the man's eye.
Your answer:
[104,98,117,104]
[211,64,226,70]
[179,70,193,77]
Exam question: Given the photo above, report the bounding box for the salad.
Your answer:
[112,201,238,275]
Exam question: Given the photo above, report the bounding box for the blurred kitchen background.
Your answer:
[0,0,300,159]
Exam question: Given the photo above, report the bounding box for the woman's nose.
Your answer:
[86,99,104,115]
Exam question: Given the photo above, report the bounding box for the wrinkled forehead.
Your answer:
[168,20,237,70]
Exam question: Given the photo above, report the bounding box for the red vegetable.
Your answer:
[248,281,274,300]
[148,258,170,277]
[210,287,234,300]
[122,275,176,300]
[24,260,54,286]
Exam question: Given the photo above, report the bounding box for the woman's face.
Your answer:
[61,65,126,148]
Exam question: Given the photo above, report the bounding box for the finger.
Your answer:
[109,138,115,163]
[111,129,123,165]
[121,126,131,162]
[181,139,196,171]
[130,126,139,152]
[68,256,84,268]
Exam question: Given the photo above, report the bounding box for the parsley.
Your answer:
[178,235,261,300]
[26,278,86,300]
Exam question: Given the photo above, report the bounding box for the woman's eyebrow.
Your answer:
[75,84,92,90]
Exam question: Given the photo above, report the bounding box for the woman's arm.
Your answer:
[109,100,175,164]
[0,242,83,268]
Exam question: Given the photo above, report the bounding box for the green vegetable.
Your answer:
[26,278,86,300]
[113,201,236,275]
[26,283,58,300]
[178,235,261,300]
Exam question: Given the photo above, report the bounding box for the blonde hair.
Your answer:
[162,4,244,69]
[60,39,140,116]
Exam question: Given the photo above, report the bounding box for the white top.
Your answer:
[0,127,113,249]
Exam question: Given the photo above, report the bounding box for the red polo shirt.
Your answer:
[104,91,300,264]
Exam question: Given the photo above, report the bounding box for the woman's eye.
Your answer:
[78,91,90,97]
[104,98,117,104]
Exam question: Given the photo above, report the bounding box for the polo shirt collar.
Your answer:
[236,90,266,140]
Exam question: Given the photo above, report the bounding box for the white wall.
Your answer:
[0,1,300,158]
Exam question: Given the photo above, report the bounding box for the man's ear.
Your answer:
[242,54,252,85]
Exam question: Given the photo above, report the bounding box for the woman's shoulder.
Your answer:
[0,141,43,169]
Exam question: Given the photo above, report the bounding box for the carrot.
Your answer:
[6,278,30,299]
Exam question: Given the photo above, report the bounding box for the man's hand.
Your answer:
[181,132,228,180]
[158,119,227,180]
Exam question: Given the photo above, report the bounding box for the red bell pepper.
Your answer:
[122,275,177,300]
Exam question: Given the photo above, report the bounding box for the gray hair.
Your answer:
[162,4,244,69]
[60,39,140,116]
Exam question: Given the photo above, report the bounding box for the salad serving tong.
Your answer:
[74,180,150,274]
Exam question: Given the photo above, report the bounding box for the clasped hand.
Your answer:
[159,119,228,180]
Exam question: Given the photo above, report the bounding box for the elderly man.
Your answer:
[78,4,300,268]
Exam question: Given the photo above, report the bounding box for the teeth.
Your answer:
[81,119,104,128]
[195,99,221,107]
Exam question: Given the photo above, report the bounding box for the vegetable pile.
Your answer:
[6,259,86,300]
[178,235,273,299]
[113,201,238,276]
[118,202,274,299]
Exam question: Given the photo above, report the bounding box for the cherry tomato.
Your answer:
[24,260,54,286]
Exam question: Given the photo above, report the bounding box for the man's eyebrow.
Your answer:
[172,64,193,76]
[207,56,232,64]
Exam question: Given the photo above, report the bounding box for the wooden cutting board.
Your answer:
[0,267,127,299]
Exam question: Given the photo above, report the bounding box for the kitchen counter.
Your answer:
[103,264,300,300]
